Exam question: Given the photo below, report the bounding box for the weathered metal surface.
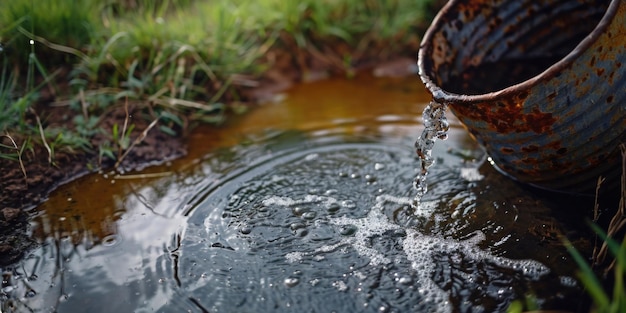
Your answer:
[418,0,626,194]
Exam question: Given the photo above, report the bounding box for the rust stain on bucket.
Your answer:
[419,0,626,193]
[452,99,557,134]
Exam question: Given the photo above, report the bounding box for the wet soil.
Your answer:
[0,105,187,265]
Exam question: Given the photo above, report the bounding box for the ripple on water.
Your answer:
[169,144,556,313]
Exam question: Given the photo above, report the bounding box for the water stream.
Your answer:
[413,100,449,207]
[1,74,593,313]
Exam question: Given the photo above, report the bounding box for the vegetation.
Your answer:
[567,146,626,313]
[564,225,626,313]
[508,146,626,313]
[0,0,433,169]
[2,2,625,312]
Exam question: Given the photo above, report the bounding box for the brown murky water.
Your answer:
[32,75,432,244]
[2,74,596,313]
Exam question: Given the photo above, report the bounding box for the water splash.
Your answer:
[280,194,551,313]
[413,100,449,207]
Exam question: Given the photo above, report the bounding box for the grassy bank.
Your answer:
[0,0,434,168]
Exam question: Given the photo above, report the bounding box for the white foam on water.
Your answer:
[560,276,578,288]
[305,153,319,161]
[402,228,551,313]
[459,167,484,182]
[263,194,338,208]
[330,207,401,266]
[272,194,551,312]
[263,195,298,207]
[285,251,304,263]
[332,280,349,292]
[353,271,367,280]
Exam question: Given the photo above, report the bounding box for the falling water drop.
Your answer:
[413,100,449,207]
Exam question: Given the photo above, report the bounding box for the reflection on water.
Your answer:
[1,75,592,312]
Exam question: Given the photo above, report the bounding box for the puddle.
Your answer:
[2,74,592,312]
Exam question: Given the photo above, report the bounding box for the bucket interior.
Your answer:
[425,0,610,95]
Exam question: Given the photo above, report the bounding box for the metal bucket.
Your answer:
[418,0,626,194]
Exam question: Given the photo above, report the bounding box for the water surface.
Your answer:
[1,74,592,313]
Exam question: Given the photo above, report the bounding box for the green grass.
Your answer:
[508,147,626,313]
[0,0,433,168]
[560,220,626,313]
[0,0,99,66]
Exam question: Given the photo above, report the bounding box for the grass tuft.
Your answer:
[0,0,434,170]
[564,145,626,313]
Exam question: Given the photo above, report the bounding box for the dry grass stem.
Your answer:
[3,132,27,179]
[113,117,159,169]
[150,97,218,111]
[593,144,626,273]
[121,97,130,151]
[113,172,173,179]
[593,176,606,222]
[30,108,53,164]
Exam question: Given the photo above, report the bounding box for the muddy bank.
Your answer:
[0,107,187,265]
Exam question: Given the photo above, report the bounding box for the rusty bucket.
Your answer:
[418,0,626,194]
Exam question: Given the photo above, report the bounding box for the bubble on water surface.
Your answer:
[284,277,300,288]
[239,225,253,234]
[305,153,319,161]
[340,199,357,209]
[397,276,413,285]
[339,224,358,236]
[364,174,377,183]
[101,234,120,246]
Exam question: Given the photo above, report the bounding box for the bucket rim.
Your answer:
[417,0,620,104]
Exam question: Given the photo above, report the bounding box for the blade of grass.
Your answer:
[30,108,53,164]
[563,236,611,308]
[17,26,89,61]
[590,221,626,272]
